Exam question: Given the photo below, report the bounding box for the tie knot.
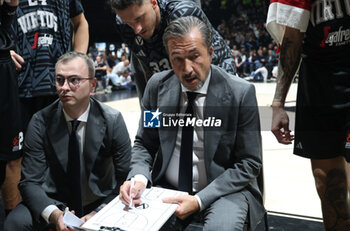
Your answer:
[71,120,80,132]
[186,92,197,104]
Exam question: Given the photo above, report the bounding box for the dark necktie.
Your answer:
[178,92,197,194]
[67,120,83,217]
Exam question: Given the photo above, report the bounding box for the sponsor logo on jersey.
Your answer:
[322,26,350,47]
[345,130,350,149]
[17,10,58,34]
[345,142,350,149]
[38,33,53,47]
[135,35,144,46]
[295,142,303,150]
[12,132,24,152]
[136,50,146,57]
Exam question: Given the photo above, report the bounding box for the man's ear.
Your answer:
[151,0,158,9]
[208,46,213,62]
[90,78,97,92]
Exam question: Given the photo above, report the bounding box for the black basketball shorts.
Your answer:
[0,51,23,161]
[293,59,350,162]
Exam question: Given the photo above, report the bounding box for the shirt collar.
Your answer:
[181,69,211,95]
[63,103,90,123]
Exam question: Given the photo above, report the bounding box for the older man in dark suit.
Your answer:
[119,16,265,230]
[4,52,131,231]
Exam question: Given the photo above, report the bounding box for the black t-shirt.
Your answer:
[115,0,236,84]
[15,0,84,98]
[0,3,16,51]
[95,62,107,79]
[303,0,350,66]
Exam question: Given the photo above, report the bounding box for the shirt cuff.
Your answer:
[194,195,204,211]
[133,174,148,187]
[41,205,59,224]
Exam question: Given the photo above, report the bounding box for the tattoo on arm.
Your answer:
[274,28,303,104]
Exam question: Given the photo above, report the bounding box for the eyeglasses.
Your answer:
[55,76,92,88]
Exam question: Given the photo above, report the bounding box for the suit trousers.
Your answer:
[4,198,104,231]
[161,191,249,231]
[4,203,47,231]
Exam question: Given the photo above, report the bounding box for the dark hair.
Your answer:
[162,16,212,54]
[110,0,144,11]
[56,51,95,78]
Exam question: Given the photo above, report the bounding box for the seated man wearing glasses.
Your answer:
[4,51,131,231]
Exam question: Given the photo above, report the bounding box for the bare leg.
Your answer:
[311,156,350,230]
[1,158,22,212]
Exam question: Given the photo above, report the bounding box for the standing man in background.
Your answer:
[0,0,23,216]
[110,0,236,99]
[267,0,350,229]
[6,0,89,215]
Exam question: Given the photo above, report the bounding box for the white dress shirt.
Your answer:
[165,72,211,192]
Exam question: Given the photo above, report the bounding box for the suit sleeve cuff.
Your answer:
[133,174,148,187]
[194,195,204,211]
[41,205,59,223]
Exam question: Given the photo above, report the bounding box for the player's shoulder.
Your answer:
[162,0,201,20]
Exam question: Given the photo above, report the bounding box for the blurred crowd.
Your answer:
[88,43,136,94]
[214,1,279,82]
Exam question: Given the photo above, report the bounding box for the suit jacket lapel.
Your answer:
[204,66,232,168]
[158,74,181,175]
[47,102,70,172]
[84,99,106,179]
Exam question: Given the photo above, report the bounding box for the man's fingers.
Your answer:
[10,50,24,71]
[12,59,22,71]
[162,196,181,204]
[132,199,142,206]
[271,123,294,144]
[131,181,145,198]
[56,220,67,231]
[175,213,187,220]
[119,182,131,205]
[283,130,294,141]
[120,180,146,206]
[276,130,294,144]
[271,129,286,143]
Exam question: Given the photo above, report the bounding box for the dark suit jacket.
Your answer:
[19,98,131,221]
[128,65,265,230]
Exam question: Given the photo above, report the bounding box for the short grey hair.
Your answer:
[110,0,144,11]
[56,51,95,78]
[162,16,212,54]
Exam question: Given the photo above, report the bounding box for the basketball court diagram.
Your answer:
[82,187,187,231]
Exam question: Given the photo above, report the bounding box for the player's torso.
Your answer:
[16,0,72,97]
[303,0,350,64]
